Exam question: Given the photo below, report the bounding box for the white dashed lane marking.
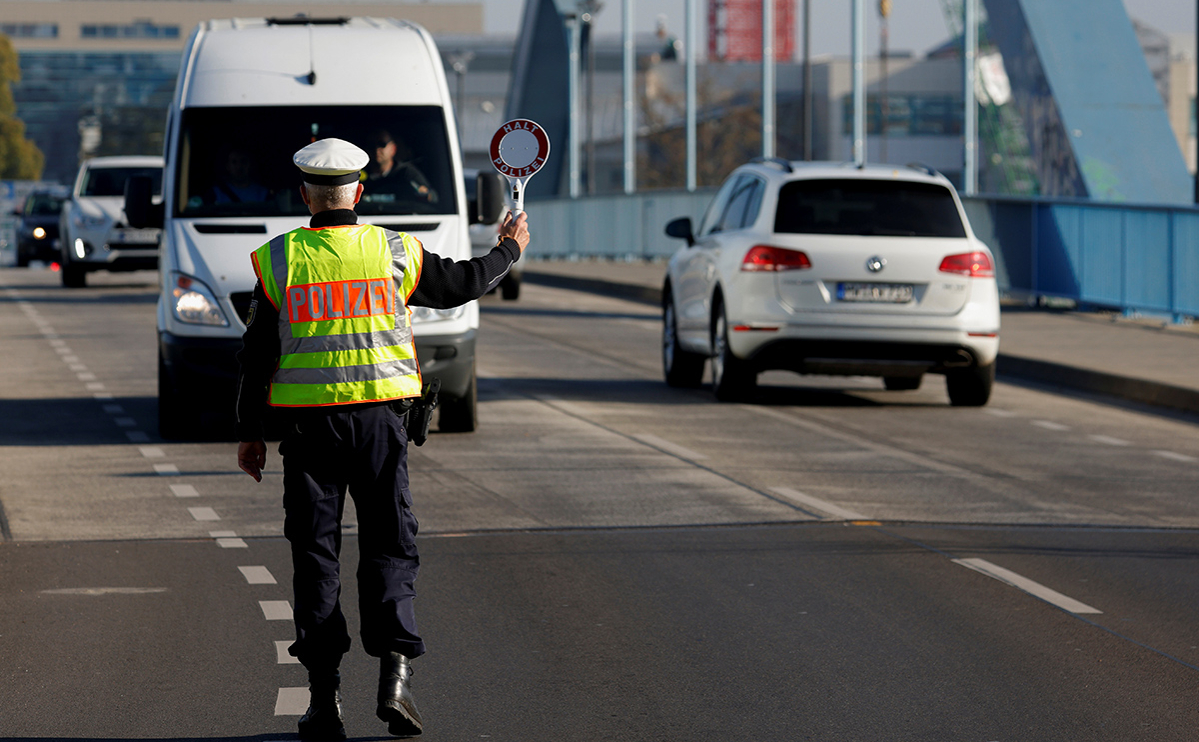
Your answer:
[1154,450,1198,463]
[154,464,180,475]
[170,484,199,498]
[954,558,1102,614]
[126,431,150,442]
[1031,420,1070,431]
[274,687,308,716]
[260,601,293,620]
[102,404,124,414]
[188,507,220,522]
[139,447,165,458]
[239,566,277,585]
[1089,435,1132,446]
[275,641,300,664]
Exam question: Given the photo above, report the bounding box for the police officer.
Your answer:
[235,138,528,740]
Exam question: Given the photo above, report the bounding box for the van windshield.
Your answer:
[176,106,458,218]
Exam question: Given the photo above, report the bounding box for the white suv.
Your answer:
[662,160,1000,406]
[60,155,163,287]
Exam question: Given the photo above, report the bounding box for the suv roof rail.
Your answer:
[750,157,794,173]
[266,16,351,25]
[905,162,940,177]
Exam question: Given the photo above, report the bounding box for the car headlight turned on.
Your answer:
[410,305,466,323]
[32,227,46,240]
[170,272,229,326]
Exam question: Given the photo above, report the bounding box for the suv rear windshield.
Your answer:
[82,167,162,198]
[176,105,457,218]
[775,179,966,238]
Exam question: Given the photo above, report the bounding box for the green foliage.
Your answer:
[0,34,45,180]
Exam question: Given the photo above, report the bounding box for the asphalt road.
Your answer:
[2,266,1199,741]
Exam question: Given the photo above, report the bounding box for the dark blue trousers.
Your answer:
[280,403,425,670]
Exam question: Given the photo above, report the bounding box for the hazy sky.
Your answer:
[479,0,1196,57]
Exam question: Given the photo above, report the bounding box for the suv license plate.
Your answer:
[837,282,914,303]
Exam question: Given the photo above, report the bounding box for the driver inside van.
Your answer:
[366,129,438,205]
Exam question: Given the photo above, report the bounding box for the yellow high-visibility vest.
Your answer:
[251,223,424,407]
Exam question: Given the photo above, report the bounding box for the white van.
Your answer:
[127,16,503,438]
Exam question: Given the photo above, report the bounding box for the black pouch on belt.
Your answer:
[405,377,441,447]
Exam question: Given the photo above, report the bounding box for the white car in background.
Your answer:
[662,160,1001,406]
[59,155,163,287]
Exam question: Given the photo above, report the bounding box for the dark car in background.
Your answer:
[15,190,67,267]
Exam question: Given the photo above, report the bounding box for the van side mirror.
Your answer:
[124,176,163,229]
[665,217,695,246]
[472,171,507,225]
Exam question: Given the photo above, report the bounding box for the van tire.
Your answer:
[158,354,185,440]
[438,364,478,432]
[62,263,86,288]
[501,274,521,301]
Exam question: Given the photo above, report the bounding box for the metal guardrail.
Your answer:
[528,190,1199,321]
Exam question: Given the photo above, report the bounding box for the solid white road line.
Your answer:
[1089,435,1131,447]
[139,447,165,458]
[770,486,869,521]
[953,558,1101,614]
[632,433,709,461]
[154,464,179,475]
[170,484,199,498]
[239,566,277,585]
[274,687,308,716]
[275,641,301,664]
[1154,450,1197,463]
[188,507,220,521]
[260,600,293,620]
[1032,420,1070,431]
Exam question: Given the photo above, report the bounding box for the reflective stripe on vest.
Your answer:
[251,224,424,407]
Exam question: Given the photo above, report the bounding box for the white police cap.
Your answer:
[293,138,369,186]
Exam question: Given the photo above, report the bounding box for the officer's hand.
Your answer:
[498,211,530,253]
[238,440,267,482]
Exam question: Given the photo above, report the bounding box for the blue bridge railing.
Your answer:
[528,190,1199,321]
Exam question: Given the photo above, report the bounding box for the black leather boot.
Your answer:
[298,669,346,741]
[377,652,423,737]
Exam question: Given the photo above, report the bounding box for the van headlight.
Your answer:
[170,272,229,326]
[410,305,466,323]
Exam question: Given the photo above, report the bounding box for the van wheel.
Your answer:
[711,301,754,402]
[884,375,923,391]
[663,292,705,388]
[501,274,521,301]
[439,365,478,432]
[61,262,86,288]
[158,354,185,440]
[946,363,994,407]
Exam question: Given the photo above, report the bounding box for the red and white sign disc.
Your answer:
[489,119,550,178]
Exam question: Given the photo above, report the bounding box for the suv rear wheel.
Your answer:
[663,291,705,388]
[711,301,755,402]
[946,363,994,406]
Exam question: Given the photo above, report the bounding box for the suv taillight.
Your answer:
[741,245,812,272]
[938,251,994,278]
